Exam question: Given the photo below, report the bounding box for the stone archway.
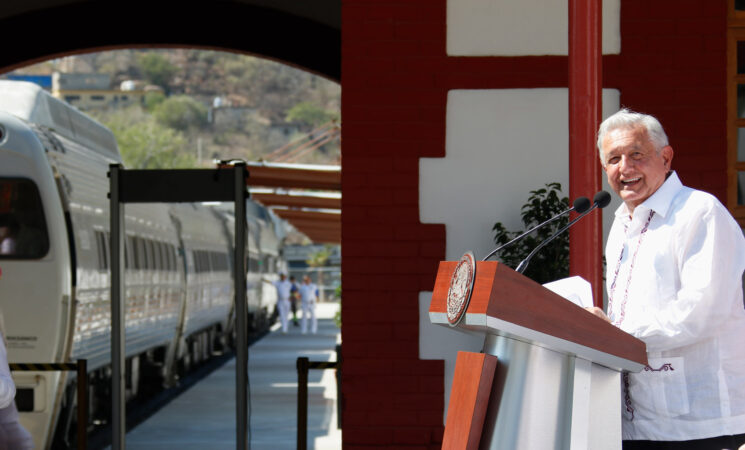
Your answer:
[0,0,339,81]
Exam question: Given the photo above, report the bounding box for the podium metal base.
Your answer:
[480,334,622,450]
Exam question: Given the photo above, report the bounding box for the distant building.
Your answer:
[51,72,146,111]
[4,74,52,90]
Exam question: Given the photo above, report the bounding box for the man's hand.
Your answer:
[585,307,612,323]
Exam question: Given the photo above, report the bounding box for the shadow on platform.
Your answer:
[121,302,342,450]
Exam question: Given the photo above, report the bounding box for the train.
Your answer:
[0,80,293,449]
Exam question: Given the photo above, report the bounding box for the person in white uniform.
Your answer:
[272,273,293,334]
[299,275,318,334]
[0,312,33,449]
[587,109,745,449]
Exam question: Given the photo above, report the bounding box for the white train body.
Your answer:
[0,81,284,449]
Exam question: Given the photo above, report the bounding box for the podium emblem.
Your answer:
[446,251,476,326]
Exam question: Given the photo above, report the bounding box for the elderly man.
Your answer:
[588,109,745,449]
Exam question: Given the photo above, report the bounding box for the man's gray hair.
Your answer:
[596,108,669,165]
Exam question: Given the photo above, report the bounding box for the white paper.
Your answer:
[542,276,593,308]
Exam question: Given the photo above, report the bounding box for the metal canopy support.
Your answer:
[234,165,248,450]
[109,166,125,450]
[109,164,249,450]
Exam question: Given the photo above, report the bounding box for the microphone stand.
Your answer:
[515,191,610,274]
[515,206,596,274]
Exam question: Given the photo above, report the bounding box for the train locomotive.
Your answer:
[0,80,289,449]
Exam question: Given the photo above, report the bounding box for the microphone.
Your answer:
[514,190,611,274]
[482,196,591,261]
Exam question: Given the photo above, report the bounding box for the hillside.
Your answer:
[10,49,341,168]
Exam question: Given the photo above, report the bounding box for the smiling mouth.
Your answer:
[621,177,641,186]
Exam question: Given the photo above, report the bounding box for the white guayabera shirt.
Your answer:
[299,282,318,304]
[273,279,293,301]
[606,172,745,441]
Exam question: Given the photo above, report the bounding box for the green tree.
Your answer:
[95,107,196,169]
[333,283,341,328]
[152,95,208,131]
[138,52,178,92]
[492,182,570,284]
[286,102,338,128]
[143,91,166,111]
[306,245,332,302]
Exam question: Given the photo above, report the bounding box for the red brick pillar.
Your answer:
[341,2,449,447]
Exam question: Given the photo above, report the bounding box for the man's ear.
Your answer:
[661,145,674,170]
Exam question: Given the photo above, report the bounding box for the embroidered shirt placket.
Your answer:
[608,210,671,423]
[608,210,655,328]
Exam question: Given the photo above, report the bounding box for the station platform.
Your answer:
[121,302,342,449]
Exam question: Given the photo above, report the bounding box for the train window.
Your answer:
[0,178,50,259]
[95,231,108,270]
[105,232,111,269]
[266,256,274,272]
[140,238,147,270]
[134,237,145,270]
[124,238,130,269]
[152,241,160,270]
[193,250,202,273]
[168,245,176,272]
[249,257,260,272]
[215,252,228,272]
[204,251,212,272]
[129,237,136,269]
[157,242,167,271]
[94,231,103,269]
[130,237,138,269]
[151,240,161,270]
[164,245,169,271]
[160,243,167,271]
[209,252,218,272]
[145,239,155,270]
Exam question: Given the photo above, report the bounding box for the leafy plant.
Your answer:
[333,283,341,328]
[492,182,569,284]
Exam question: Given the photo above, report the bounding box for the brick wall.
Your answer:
[605,0,727,201]
[340,0,727,447]
[341,2,449,446]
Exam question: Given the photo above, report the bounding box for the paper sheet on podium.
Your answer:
[542,276,593,308]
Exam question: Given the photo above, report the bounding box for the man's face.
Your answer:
[601,126,673,214]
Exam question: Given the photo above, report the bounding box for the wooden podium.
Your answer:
[430,260,647,450]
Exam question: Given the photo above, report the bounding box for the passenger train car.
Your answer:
[0,80,289,449]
